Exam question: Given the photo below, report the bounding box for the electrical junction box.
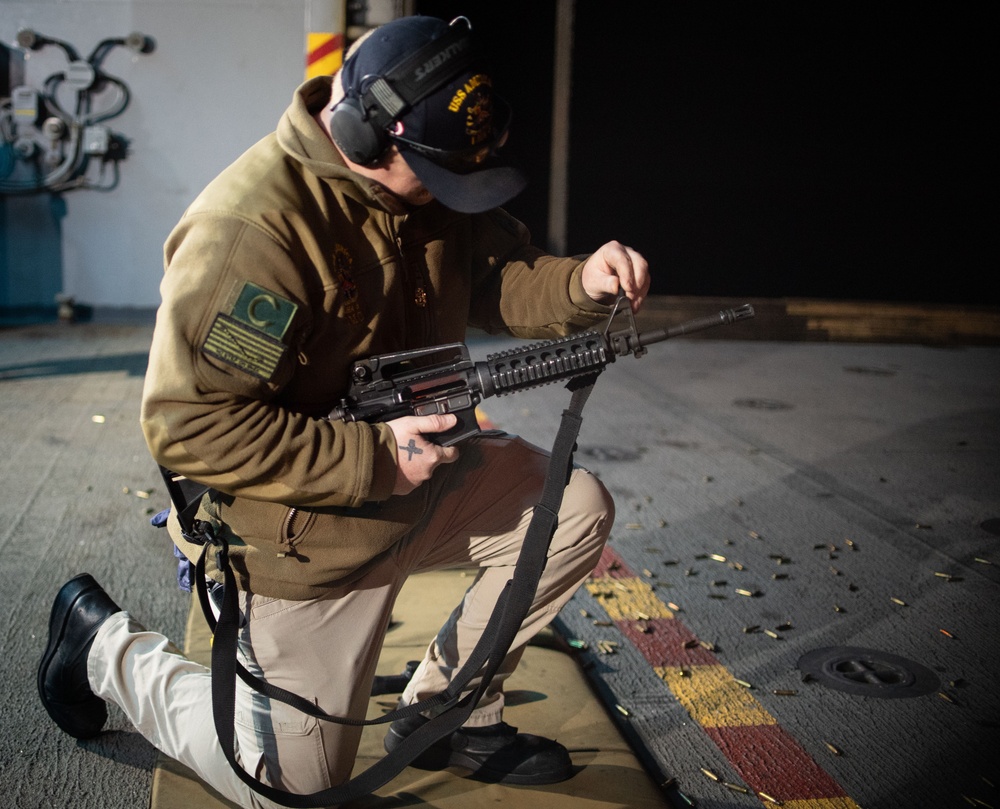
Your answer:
[83,125,111,156]
[11,86,39,124]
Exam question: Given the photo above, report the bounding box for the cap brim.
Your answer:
[398,147,528,214]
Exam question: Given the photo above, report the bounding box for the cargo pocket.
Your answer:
[233,691,331,792]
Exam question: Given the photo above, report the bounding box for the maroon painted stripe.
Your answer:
[589,546,854,804]
[704,723,849,800]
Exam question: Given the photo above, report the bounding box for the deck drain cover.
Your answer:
[797,646,939,698]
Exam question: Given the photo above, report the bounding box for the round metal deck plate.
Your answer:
[797,646,940,698]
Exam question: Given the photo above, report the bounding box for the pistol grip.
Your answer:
[431,407,482,446]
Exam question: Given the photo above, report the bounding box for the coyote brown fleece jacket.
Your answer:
[141,76,611,600]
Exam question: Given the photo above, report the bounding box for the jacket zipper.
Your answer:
[395,229,432,344]
[281,507,300,549]
[397,233,427,311]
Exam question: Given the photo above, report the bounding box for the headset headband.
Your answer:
[355,18,476,132]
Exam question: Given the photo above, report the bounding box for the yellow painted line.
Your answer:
[589,550,862,807]
[656,664,776,727]
[585,576,676,620]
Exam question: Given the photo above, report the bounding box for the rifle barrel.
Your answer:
[637,304,755,348]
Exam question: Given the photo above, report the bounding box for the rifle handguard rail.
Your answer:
[484,332,610,396]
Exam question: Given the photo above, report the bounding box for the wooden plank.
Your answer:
[634,296,1000,345]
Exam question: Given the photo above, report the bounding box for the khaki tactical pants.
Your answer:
[89,434,614,808]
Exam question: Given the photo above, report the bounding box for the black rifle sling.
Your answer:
[192,372,600,807]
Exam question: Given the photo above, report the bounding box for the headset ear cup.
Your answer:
[329,98,387,165]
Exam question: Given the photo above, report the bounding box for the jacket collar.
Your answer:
[278,76,411,217]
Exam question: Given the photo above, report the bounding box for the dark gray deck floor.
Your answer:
[2,307,998,809]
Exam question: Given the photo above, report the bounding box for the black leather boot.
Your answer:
[385,714,575,785]
[37,573,122,739]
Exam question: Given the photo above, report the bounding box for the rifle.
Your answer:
[328,297,755,445]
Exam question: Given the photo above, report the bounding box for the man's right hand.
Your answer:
[386,414,461,495]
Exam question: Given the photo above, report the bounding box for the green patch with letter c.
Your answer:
[231,282,297,340]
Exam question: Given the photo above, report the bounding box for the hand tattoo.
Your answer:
[400,439,423,461]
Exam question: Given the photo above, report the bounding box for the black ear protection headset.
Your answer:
[330,17,476,165]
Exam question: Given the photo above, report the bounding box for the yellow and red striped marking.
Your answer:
[587,547,860,808]
[305,32,343,80]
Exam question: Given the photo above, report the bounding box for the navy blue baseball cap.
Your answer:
[338,15,527,213]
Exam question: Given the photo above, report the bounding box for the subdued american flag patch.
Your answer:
[202,313,287,380]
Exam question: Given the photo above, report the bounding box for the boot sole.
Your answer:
[447,748,575,785]
[386,725,575,785]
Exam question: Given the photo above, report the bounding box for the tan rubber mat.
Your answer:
[150,570,670,808]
